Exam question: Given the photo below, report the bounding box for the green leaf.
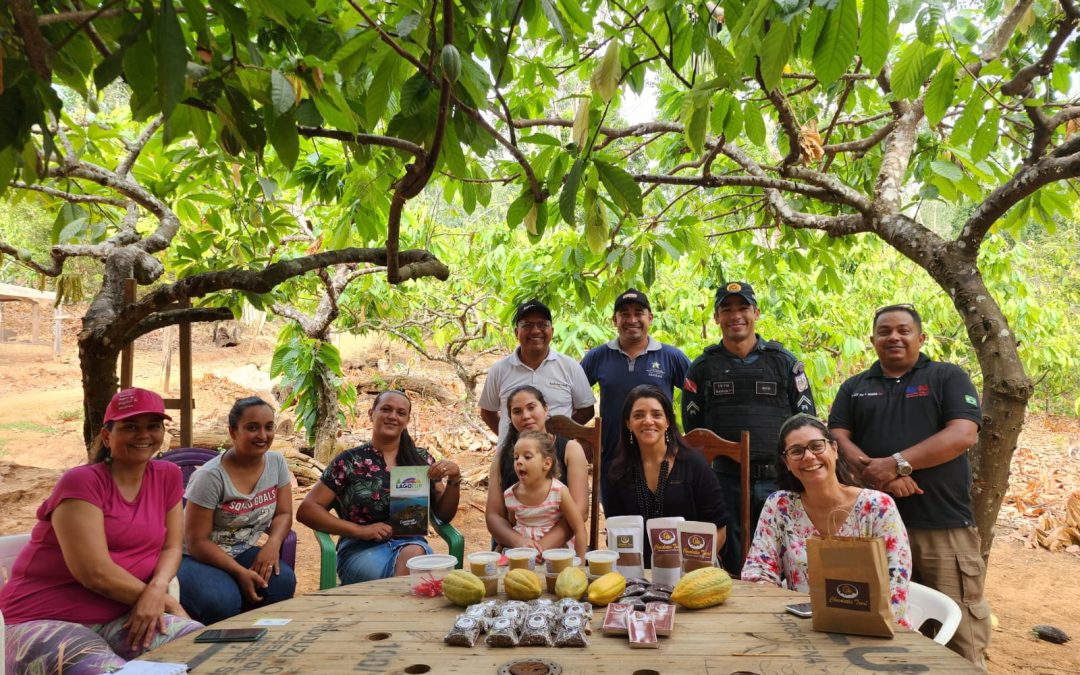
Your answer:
[506,190,534,229]
[759,19,799,92]
[743,100,766,146]
[859,0,890,76]
[267,110,299,170]
[155,0,188,120]
[951,95,984,146]
[594,160,643,216]
[924,61,956,127]
[971,108,1000,162]
[560,158,585,226]
[801,6,828,61]
[270,70,296,117]
[540,0,570,43]
[812,0,859,86]
[399,74,433,116]
[891,41,940,100]
[723,101,743,141]
[929,159,962,182]
[590,41,621,103]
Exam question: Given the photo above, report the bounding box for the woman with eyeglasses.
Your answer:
[741,414,912,627]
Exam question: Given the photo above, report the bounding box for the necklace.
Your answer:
[634,459,670,519]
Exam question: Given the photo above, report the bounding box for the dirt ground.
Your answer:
[0,302,1078,673]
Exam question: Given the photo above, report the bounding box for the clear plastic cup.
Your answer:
[506,547,539,571]
[467,551,500,578]
[405,554,457,596]
[585,549,619,576]
[543,548,574,574]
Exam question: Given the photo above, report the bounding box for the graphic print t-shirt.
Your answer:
[185,452,292,557]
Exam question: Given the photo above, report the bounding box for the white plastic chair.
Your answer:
[907,581,962,645]
[1,533,31,663]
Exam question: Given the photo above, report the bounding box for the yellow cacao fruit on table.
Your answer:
[555,566,588,600]
[504,568,543,600]
[586,571,626,606]
[442,570,485,607]
[671,566,733,609]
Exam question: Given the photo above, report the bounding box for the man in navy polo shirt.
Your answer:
[581,289,691,511]
[682,281,815,573]
[829,304,988,670]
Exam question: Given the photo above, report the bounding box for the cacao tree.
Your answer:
[2,0,1079,556]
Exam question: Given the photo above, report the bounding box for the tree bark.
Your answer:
[312,360,340,465]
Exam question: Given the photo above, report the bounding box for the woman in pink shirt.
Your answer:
[0,388,203,673]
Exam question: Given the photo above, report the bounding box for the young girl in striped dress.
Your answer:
[503,431,588,559]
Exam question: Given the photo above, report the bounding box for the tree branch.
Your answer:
[298,126,426,157]
[1000,0,1079,97]
[117,115,164,177]
[872,99,925,216]
[12,181,127,206]
[609,0,692,88]
[823,121,897,156]
[958,152,1080,253]
[123,307,233,344]
[980,0,1036,63]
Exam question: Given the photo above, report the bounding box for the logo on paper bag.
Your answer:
[687,534,706,551]
[616,534,634,549]
[658,530,677,545]
[825,579,871,612]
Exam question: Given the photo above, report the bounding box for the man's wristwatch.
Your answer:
[892,452,913,477]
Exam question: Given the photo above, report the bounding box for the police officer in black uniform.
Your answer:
[682,282,815,573]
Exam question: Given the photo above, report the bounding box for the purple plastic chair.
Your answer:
[159,447,298,569]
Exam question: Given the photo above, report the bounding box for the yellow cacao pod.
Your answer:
[555,566,588,600]
[586,571,626,606]
[442,570,485,607]
[504,568,543,600]
[671,566,733,609]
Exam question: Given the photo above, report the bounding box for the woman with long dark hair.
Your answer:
[605,384,728,562]
[485,385,589,550]
[742,414,912,627]
[297,390,461,583]
[178,397,296,623]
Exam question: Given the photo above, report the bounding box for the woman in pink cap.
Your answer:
[0,388,203,673]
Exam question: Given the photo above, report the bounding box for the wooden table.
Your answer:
[142,578,980,674]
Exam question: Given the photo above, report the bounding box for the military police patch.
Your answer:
[795,373,809,392]
[713,381,734,396]
[756,381,777,396]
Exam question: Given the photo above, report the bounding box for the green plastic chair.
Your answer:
[314,515,464,590]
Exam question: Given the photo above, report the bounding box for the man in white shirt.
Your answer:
[478,299,595,444]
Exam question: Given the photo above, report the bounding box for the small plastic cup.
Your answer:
[543,548,574,574]
[467,551,500,578]
[479,574,499,597]
[405,554,457,596]
[545,571,559,594]
[506,547,539,571]
[586,549,618,576]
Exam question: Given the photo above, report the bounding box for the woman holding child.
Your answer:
[485,385,590,553]
[0,388,202,673]
[297,390,461,584]
[741,414,912,627]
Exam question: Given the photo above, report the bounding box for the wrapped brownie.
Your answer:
[444,615,482,647]
[628,610,658,649]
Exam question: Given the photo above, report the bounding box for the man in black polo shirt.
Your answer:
[682,281,815,573]
[829,304,988,670]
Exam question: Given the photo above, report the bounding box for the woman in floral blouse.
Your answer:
[741,414,912,628]
[297,390,461,584]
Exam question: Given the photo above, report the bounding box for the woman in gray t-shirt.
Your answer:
[177,397,296,624]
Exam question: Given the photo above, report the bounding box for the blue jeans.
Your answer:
[337,536,431,585]
[716,472,778,575]
[178,547,296,625]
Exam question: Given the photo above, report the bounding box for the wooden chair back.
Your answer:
[545,415,601,551]
[683,428,752,560]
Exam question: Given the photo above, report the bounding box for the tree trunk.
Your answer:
[928,244,1034,557]
[312,361,340,465]
[79,337,122,459]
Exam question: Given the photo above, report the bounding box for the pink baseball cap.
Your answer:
[103,388,172,424]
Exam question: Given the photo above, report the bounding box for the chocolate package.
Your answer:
[647,517,685,586]
[606,515,645,579]
[627,610,658,649]
[678,520,717,573]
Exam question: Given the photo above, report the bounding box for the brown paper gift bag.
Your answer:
[807,535,894,638]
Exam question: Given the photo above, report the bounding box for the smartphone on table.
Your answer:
[194,628,268,643]
[784,602,813,618]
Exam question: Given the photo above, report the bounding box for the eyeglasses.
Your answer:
[517,321,552,331]
[783,439,830,460]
